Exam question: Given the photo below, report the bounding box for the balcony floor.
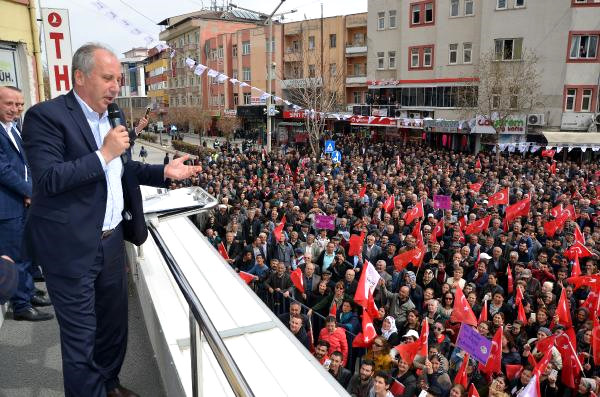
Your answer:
[0,278,165,397]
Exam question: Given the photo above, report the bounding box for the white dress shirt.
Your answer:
[73,92,123,231]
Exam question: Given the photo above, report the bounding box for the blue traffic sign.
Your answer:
[331,150,342,163]
[324,140,335,153]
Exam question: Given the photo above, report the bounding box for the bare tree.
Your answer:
[458,47,543,162]
[281,38,346,155]
[216,115,240,139]
[164,107,212,135]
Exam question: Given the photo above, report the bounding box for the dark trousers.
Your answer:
[45,225,128,397]
[0,216,34,312]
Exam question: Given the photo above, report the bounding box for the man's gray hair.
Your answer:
[71,43,116,85]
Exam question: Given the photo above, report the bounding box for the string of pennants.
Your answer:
[494,142,600,153]
[85,0,365,120]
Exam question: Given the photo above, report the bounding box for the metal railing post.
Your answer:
[190,309,202,397]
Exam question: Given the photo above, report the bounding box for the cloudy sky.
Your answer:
[40,0,368,56]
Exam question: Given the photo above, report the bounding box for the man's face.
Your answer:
[0,87,18,123]
[14,91,24,117]
[305,264,314,276]
[399,286,409,302]
[289,317,302,333]
[326,321,336,333]
[329,354,342,372]
[314,345,328,359]
[345,269,355,282]
[359,364,374,381]
[74,49,122,114]
[290,304,301,316]
[373,376,388,394]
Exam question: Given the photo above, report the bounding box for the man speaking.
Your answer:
[22,43,201,397]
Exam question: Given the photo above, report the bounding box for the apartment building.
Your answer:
[145,47,170,111]
[116,47,150,121]
[366,0,600,138]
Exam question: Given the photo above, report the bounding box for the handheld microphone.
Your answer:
[107,103,128,164]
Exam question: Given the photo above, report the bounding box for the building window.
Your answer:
[494,38,523,61]
[565,88,577,111]
[309,36,315,50]
[242,41,250,55]
[353,91,362,104]
[353,63,361,76]
[308,64,316,77]
[242,68,251,81]
[423,47,433,67]
[465,0,474,15]
[492,89,501,109]
[378,12,385,29]
[292,40,300,51]
[377,52,385,69]
[232,70,238,80]
[217,46,223,58]
[515,0,526,7]
[243,93,251,105]
[463,42,472,63]
[410,1,435,27]
[449,43,458,64]
[572,0,600,6]
[389,10,397,28]
[497,0,507,9]
[450,0,459,17]
[582,89,593,112]
[410,48,420,68]
[388,51,396,69]
[329,63,337,76]
[568,33,599,61]
[330,34,337,48]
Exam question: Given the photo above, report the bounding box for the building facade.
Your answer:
[145,47,170,111]
[366,0,600,137]
[0,0,44,108]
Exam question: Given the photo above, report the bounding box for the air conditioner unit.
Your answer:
[527,114,545,126]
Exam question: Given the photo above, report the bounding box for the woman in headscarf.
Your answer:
[420,352,452,396]
[380,316,400,347]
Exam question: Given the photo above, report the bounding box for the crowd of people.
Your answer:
[171,132,600,397]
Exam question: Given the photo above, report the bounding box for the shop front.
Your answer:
[470,115,527,154]
[423,119,474,153]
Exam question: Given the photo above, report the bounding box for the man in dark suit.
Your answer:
[0,86,53,322]
[22,44,201,397]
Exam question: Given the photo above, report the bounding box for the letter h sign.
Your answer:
[42,9,73,98]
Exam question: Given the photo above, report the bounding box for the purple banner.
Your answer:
[456,323,492,364]
[433,195,451,210]
[314,214,335,230]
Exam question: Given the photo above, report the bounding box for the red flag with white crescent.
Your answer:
[359,184,367,199]
[239,271,255,284]
[469,182,483,193]
[290,268,304,294]
[218,242,230,260]
[488,188,509,206]
[564,241,593,260]
[464,215,491,236]
[479,326,503,374]
[403,201,424,224]
[450,287,477,326]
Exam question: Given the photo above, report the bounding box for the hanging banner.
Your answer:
[472,115,527,134]
[42,8,73,98]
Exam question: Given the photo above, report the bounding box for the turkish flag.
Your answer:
[543,218,562,237]
[393,246,425,272]
[555,331,582,389]
[330,302,337,317]
[549,161,556,175]
[480,326,502,374]
[582,290,599,319]
[535,334,556,354]
[551,204,576,221]
[516,287,527,323]
[365,292,380,319]
[383,195,395,213]
[411,220,422,240]
[347,232,366,257]
[450,287,477,326]
[418,318,429,358]
[478,301,488,325]
[505,197,531,223]
[468,384,480,397]
[505,364,523,381]
[542,149,556,158]
[217,242,230,260]
[290,268,305,294]
[273,215,286,241]
[359,184,367,199]
[572,253,582,278]
[566,275,600,291]
[593,315,600,365]
[555,288,573,328]
[564,241,593,260]
[430,219,444,243]
[317,184,325,197]
[403,201,424,225]
[454,352,470,388]
[354,261,381,308]
[574,225,586,245]
[464,216,491,236]
[458,216,467,231]
[390,380,405,396]
[507,264,514,295]
[488,188,509,206]
[394,340,420,365]
[239,271,255,284]
[469,182,483,193]
[475,158,482,169]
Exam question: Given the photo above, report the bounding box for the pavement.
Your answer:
[0,279,165,397]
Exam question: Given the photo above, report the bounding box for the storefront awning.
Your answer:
[542,132,600,146]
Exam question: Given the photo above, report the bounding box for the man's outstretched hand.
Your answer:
[164,154,202,180]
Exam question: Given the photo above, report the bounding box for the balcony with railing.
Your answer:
[345,42,367,56]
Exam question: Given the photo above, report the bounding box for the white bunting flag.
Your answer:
[217,74,229,83]
[194,64,207,76]
[185,58,196,69]
[206,69,219,78]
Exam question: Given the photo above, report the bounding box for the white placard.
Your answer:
[41,8,73,98]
